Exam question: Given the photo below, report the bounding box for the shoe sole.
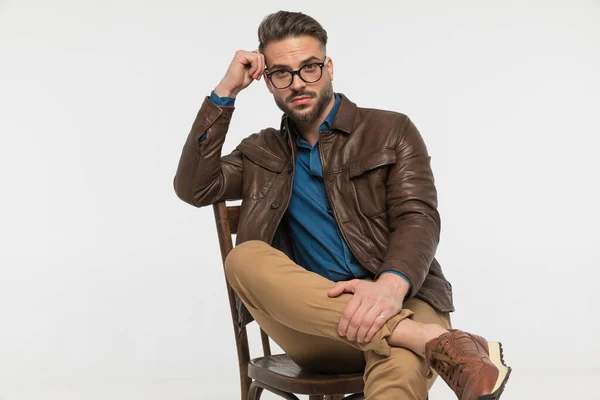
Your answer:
[478,342,512,400]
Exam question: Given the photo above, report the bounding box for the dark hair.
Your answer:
[258,11,328,54]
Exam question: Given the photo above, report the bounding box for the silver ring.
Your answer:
[379,314,386,320]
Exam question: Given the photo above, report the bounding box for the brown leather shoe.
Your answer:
[425,330,511,400]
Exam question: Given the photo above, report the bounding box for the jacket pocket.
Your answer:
[349,149,396,216]
[237,142,286,200]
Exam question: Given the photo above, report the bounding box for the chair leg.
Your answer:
[240,371,252,400]
[247,381,264,400]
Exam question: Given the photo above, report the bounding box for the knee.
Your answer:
[224,240,271,284]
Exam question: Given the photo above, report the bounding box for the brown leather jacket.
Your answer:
[174,93,454,330]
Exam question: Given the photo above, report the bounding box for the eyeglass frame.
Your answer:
[264,56,329,89]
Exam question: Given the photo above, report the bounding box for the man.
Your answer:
[174,10,511,400]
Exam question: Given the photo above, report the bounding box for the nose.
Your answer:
[289,72,307,92]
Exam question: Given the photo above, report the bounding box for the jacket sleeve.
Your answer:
[173,96,243,207]
[376,116,441,299]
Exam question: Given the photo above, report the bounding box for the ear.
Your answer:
[326,57,334,81]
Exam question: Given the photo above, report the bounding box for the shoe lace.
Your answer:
[428,337,470,396]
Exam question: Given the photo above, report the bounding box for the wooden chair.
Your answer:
[212,201,365,400]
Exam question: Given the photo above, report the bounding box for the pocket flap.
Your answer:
[349,149,396,178]
[237,142,287,173]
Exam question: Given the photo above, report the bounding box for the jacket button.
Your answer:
[270,202,280,210]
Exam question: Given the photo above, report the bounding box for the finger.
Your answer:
[253,55,262,79]
[358,305,385,343]
[253,53,263,80]
[338,295,362,337]
[342,279,360,293]
[346,300,373,341]
[236,50,254,67]
[258,54,265,80]
[364,308,393,343]
[328,282,347,297]
[254,54,263,80]
[247,56,259,79]
[328,279,359,297]
[252,51,262,77]
[356,305,381,342]
[240,51,258,76]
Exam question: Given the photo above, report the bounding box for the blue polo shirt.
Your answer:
[283,94,370,281]
[208,91,409,286]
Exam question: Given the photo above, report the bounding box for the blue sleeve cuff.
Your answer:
[380,270,411,289]
[209,90,236,107]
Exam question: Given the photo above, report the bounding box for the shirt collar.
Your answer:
[321,92,342,132]
[295,93,342,148]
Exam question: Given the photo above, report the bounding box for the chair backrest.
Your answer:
[212,201,272,399]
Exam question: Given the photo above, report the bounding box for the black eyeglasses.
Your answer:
[265,57,329,89]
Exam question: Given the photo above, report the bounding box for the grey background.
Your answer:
[1,0,599,398]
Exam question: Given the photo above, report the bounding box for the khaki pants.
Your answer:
[225,240,451,400]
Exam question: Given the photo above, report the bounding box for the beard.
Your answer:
[274,81,334,125]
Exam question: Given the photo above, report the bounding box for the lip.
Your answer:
[290,96,313,105]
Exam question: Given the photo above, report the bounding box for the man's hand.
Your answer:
[328,274,410,343]
[214,50,265,98]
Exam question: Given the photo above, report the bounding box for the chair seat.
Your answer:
[248,354,364,395]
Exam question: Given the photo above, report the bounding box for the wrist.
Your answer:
[377,273,410,298]
[214,82,238,98]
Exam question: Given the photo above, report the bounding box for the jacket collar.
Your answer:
[329,93,356,134]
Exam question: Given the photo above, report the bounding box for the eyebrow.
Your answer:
[268,56,323,71]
